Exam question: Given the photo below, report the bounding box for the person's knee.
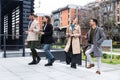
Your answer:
[31,48,35,51]
[85,51,88,55]
[44,47,48,52]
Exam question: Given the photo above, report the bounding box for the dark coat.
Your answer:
[86,27,106,57]
[40,24,54,44]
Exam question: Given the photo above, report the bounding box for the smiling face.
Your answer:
[29,15,34,20]
[73,18,78,24]
[89,19,96,27]
[43,16,47,23]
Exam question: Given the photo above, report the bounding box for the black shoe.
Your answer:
[36,57,41,64]
[51,58,55,64]
[28,61,37,65]
[45,58,55,66]
[45,63,53,66]
[71,63,77,69]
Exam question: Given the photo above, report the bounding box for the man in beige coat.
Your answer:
[26,13,41,65]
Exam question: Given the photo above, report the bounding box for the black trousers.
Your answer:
[28,41,39,61]
[65,38,78,65]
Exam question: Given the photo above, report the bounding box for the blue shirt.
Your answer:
[71,24,75,33]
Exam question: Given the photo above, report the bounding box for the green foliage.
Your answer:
[82,52,120,64]
[103,54,108,59]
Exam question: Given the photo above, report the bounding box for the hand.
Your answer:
[29,29,34,32]
[40,32,44,35]
[70,34,74,37]
[83,35,87,39]
[25,31,28,34]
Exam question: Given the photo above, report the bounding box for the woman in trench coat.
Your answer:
[64,17,81,69]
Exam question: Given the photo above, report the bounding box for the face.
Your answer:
[89,19,95,26]
[43,17,47,22]
[73,18,78,24]
[29,15,34,20]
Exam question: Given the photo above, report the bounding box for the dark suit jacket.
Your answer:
[41,23,54,44]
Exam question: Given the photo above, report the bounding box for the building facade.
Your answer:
[0,0,34,50]
[84,0,120,41]
[36,13,46,29]
[52,4,81,28]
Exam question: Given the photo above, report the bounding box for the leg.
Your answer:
[71,54,77,69]
[44,44,54,62]
[28,41,41,65]
[31,41,40,60]
[85,45,94,68]
[85,45,94,64]
[31,48,41,64]
[65,51,71,65]
[96,57,101,74]
[44,44,55,66]
[31,48,37,61]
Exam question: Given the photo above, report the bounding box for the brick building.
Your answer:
[36,13,46,29]
[52,4,88,44]
[52,4,81,28]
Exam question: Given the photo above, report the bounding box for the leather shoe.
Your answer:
[51,58,55,64]
[45,63,53,66]
[45,58,55,66]
[87,64,95,68]
[96,71,101,75]
[28,61,37,65]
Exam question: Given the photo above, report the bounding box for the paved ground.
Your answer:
[0,57,119,80]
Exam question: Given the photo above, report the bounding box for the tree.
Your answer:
[98,0,117,39]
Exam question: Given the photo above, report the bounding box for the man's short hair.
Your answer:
[91,18,98,25]
[30,13,34,16]
[34,15,38,18]
[30,13,38,18]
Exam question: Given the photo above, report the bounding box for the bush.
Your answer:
[112,41,117,46]
[113,41,120,48]
[113,45,120,48]
[116,55,120,60]
[103,54,108,59]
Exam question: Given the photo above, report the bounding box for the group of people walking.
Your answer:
[26,13,55,66]
[25,13,106,75]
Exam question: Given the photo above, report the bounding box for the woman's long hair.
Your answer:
[70,16,78,25]
[44,16,51,24]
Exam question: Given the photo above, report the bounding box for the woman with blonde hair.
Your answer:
[64,17,81,69]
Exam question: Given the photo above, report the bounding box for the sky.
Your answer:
[34,0,96,14]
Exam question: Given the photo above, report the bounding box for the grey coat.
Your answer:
[86,27,106,57]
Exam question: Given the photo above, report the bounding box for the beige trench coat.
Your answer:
[26,20,40,41]
[64,25,81,54]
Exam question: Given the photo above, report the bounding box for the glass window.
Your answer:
[4,15,8,39]
[12,6,20,40]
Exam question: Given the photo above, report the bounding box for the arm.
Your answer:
[44,24,53,36]
[97,28,106,45]
[66,26,70,37]
[32,22,40,33]
[86,31,91,46]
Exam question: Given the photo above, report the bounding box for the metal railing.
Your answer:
[0,33,25,58]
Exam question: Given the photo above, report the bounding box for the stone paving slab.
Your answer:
[0,57,119,80]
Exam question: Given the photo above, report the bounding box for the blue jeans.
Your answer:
[43,44,54,63]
